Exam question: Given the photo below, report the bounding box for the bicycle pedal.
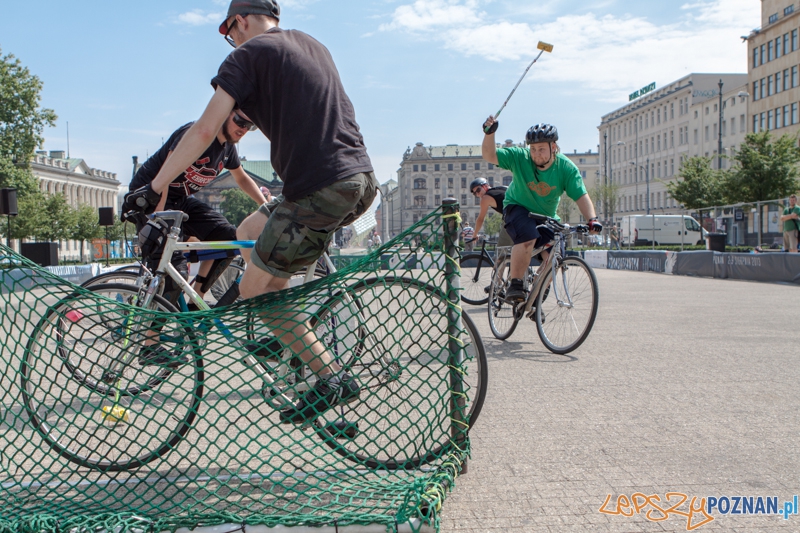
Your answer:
[324,419,359,440]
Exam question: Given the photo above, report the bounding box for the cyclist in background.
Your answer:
[481,117,601,302]
[469,177,512,249]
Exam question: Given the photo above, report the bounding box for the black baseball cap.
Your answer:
[218,0,280,35]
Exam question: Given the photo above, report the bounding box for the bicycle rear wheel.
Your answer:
[312,276,487,469]
[459,253,493,305]
[81,270,142,288]
[20,283,204,471]
[535,256,599,354]
[488,259,520,340]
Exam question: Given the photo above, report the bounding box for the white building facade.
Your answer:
[598,73,748,223]
[31,150,121,261]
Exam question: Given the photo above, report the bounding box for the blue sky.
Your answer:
[1,0,759,191]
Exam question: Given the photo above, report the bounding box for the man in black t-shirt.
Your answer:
[126,110,266,303]
[139,0,377,425]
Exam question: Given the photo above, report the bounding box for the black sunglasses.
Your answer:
[232,112,257,131]
[224,14,248,47]
[471,188,482,196]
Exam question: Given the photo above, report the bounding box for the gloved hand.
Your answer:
[138,219,169,260]
[122,184,162,215]
[587,218,603,234]
[483,116,498,135]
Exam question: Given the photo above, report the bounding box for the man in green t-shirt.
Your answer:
[780,193,800,252]
[482,116,601,302]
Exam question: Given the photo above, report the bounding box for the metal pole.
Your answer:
[652,212,655,250]
[646,158,650,215]
[718,79,724,170]
[757,201,762,247]
[442,197,468,473]
[6,215,9,249]
[603,130,608,227]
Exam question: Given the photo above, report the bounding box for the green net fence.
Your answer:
[0,203,485,533]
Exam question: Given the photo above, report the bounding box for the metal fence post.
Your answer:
[441,198,468,473]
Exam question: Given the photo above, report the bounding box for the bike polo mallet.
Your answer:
[484,41,554,134]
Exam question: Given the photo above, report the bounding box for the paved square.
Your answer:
[443,269,800,532]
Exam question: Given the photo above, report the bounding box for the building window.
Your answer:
[777,71,783,93]
[447,163,453,171]
[785,33,791,56]
[777,107,783,129]
[770,13,778,25]
[414,196,426,207]
[793,103,798,125]
[761,112,766,131]
[474,195,480,206]
[448,177,454,187]
[413,164,418,172]
[785,5,794,15]
[421,164,426,172]
[434,163,440,171]
[761,44,766,63]
[793,66,799,87]
[794,29,798,51]
[488,163,494,170]
[503,175,512,186]
[784,106,790,127]
[461,177,467,188]
[768,74,774,96]
[776,37,782,58]
[740,114,745,132]
[474,163,480,170]
[435,194,440,205]
[694,129,698,144]
[435,178,440,188]
[461,194,467,205]
[753,46,760,68]
[705,126,709,141]
[414,178,426,189]
[670,102,674,119]
[461,163,467,171]
[670,159,674,176]
[488,176,494,186]
[731,117,736,133]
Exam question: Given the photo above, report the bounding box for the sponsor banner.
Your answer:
[607,251,668,272]
[583,250,607,269]
[675,252,800,284]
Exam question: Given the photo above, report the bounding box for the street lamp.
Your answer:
[717,79,724,170]
[629,158,650,214]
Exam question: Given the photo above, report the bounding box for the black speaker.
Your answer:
[98,206,115,226]
[0,188,18,216]
[21,242,59,267]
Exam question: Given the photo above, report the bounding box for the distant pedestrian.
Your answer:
[610,224,621,250]
[373,234,382,247]
[780,194,800,252]
[462,224,475,251]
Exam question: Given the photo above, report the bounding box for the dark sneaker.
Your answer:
[504,279,526,303]
[245,336,284,362]
[280,372,360,425]
[138,345,189,368]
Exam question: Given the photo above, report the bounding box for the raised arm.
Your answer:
[481,116,499,165]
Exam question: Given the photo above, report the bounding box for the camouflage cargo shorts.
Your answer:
[251,172,378,278]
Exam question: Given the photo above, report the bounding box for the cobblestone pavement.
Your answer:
[441,269,800,532]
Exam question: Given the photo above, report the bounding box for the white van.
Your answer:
[619,215,705,246]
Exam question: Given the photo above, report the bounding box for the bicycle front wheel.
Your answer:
[488,259,519,340]
[20,283,204,471]
[312,276,487,469]
[459,253,493,305]
[535,257,599,354]
[81,270,142,288]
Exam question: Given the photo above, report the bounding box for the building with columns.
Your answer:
[31,150,121,261]
[598,73,748,223]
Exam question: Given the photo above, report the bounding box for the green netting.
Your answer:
[0,204,481,533]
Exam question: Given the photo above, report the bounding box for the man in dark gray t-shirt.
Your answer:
[142,0,377,426]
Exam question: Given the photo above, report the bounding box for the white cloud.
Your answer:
[176,9,223,26]
[380,0,759,101]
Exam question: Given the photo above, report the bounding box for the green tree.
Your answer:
[557,193,576,223]
[35,193,76,243]
[483,212,503,237]
[666,156,726,210]
[725,130,800,202]
[587,181,621,223]
[0,48,58,245]
[71,204,103,263]
[220,188,257,226]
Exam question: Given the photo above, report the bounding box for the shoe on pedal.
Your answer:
[138,345,189,368]
[504,278,526,303]
[280,372,360,425]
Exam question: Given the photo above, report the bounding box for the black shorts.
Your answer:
[503,204,554,248]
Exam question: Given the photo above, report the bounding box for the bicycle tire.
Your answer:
[312,276,487,470]
[20,283,204,471]
[535,256,599,354]
[81,270,142,288]
[488,258,520,340]
[459,253,493,305]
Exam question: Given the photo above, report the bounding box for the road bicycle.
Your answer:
[488,214,599,354]
[459,239,507,306]
[20,210,487,472]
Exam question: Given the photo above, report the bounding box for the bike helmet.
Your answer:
[470,177,488,192]
[525,123,559,144]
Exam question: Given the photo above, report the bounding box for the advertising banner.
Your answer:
[607,251,668,272]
